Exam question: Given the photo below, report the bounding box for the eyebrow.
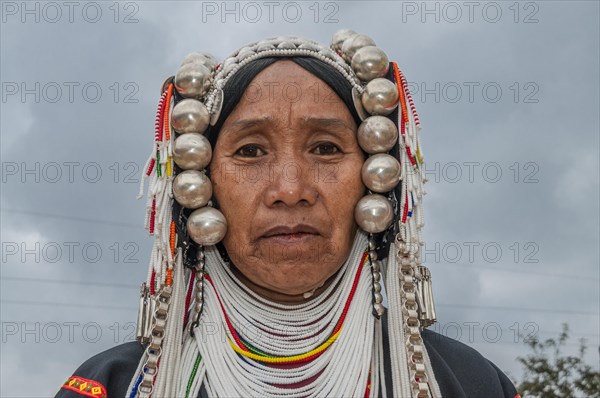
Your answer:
[224,116,354,136]
[299,116,354,132]
[226,116,273,134]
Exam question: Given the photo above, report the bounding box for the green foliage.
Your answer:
[517,323,600,398]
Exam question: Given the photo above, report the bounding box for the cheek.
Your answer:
[210,160,248,233]
[210,157,269,253]
[320,158,365,241]
[329,159,365,207]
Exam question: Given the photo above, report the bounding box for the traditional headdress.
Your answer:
[131,29,439,398]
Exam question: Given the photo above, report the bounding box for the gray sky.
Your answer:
[1,1,599,396]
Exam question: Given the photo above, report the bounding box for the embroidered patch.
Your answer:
[61,376,107,398]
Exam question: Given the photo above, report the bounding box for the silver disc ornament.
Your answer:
[361,78,399,116]
[351,46,390,82]
[173,133,212,170]
[357,115,398,154]
[174,62,212,99]
[187,207,227,246]
[354,194,394,233]
[361,154,401,193]
[171,99,210,134]
[172,170,212,209]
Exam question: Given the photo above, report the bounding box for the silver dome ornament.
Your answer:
[331,29,357,52]
[354,194,394,233]
[341,34,376,62]
[209,88,223,126]
[352,87,369,121]
[237,47,256,62]
[351,46,390,81]
[277,41,296,49]
[361,78,399,116]
[358,116,398,154]
[171,99,210,134]
[172,170,213,209]
[181,52,218,70]
[361,154,401,193]
[319,48,338,61]
[187,207,227,246]
[173,133,212,170]
[299,42,320,52]
[174,62,212,99]
[257,42,276,52]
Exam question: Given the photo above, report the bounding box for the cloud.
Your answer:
[1,1,598,396]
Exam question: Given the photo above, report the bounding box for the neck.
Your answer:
[229,264,339,305]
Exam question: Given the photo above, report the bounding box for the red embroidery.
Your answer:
[61,376,107,398]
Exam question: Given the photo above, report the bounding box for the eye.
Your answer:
[313,142,341,155]
[235,144,265,158]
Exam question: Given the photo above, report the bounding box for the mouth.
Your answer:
[260,224,320,243]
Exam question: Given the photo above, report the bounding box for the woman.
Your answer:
[56,30,519,398]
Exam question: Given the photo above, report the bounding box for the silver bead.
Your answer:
[373,272,381,283]
[362,154,401,193]
[354,194,394,233]
[351,46,390,81]
[373,303,385,317]
[341,34,376,62]
[374,292,383,304]
[173,133,212,170]
[368,239,377,251]
[358,116,398,154]
[171,99,210,134]
[187,207,227,246]
[331,29,356,52]
[361,78,399,116]
[175,62,212,98]
[172,170,212,209]
[373,282,382,293]
[371,260,381,273]
[369,250,378,261]
[181,52,217,70]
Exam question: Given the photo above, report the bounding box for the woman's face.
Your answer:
[210,60,365,299]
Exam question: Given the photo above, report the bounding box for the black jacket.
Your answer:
[55,320,519,398]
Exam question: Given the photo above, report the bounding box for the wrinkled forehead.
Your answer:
[222,60,353,125]
[242,59,338,96]
[205,56,361,148]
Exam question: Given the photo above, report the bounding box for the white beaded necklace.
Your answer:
[178,230,382,398]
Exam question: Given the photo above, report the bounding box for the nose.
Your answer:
[264,161,319,208]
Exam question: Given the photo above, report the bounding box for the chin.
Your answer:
[261,242,342,267]
[263,262,337,292]
[266,279,322,296]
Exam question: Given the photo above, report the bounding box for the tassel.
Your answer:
[417,265,436,328]
[136,283,149,343]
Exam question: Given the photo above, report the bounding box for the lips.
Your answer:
[261,224,320,238]
[259,224,320,241]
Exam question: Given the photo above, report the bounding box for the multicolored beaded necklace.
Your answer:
[177,231,382,398]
